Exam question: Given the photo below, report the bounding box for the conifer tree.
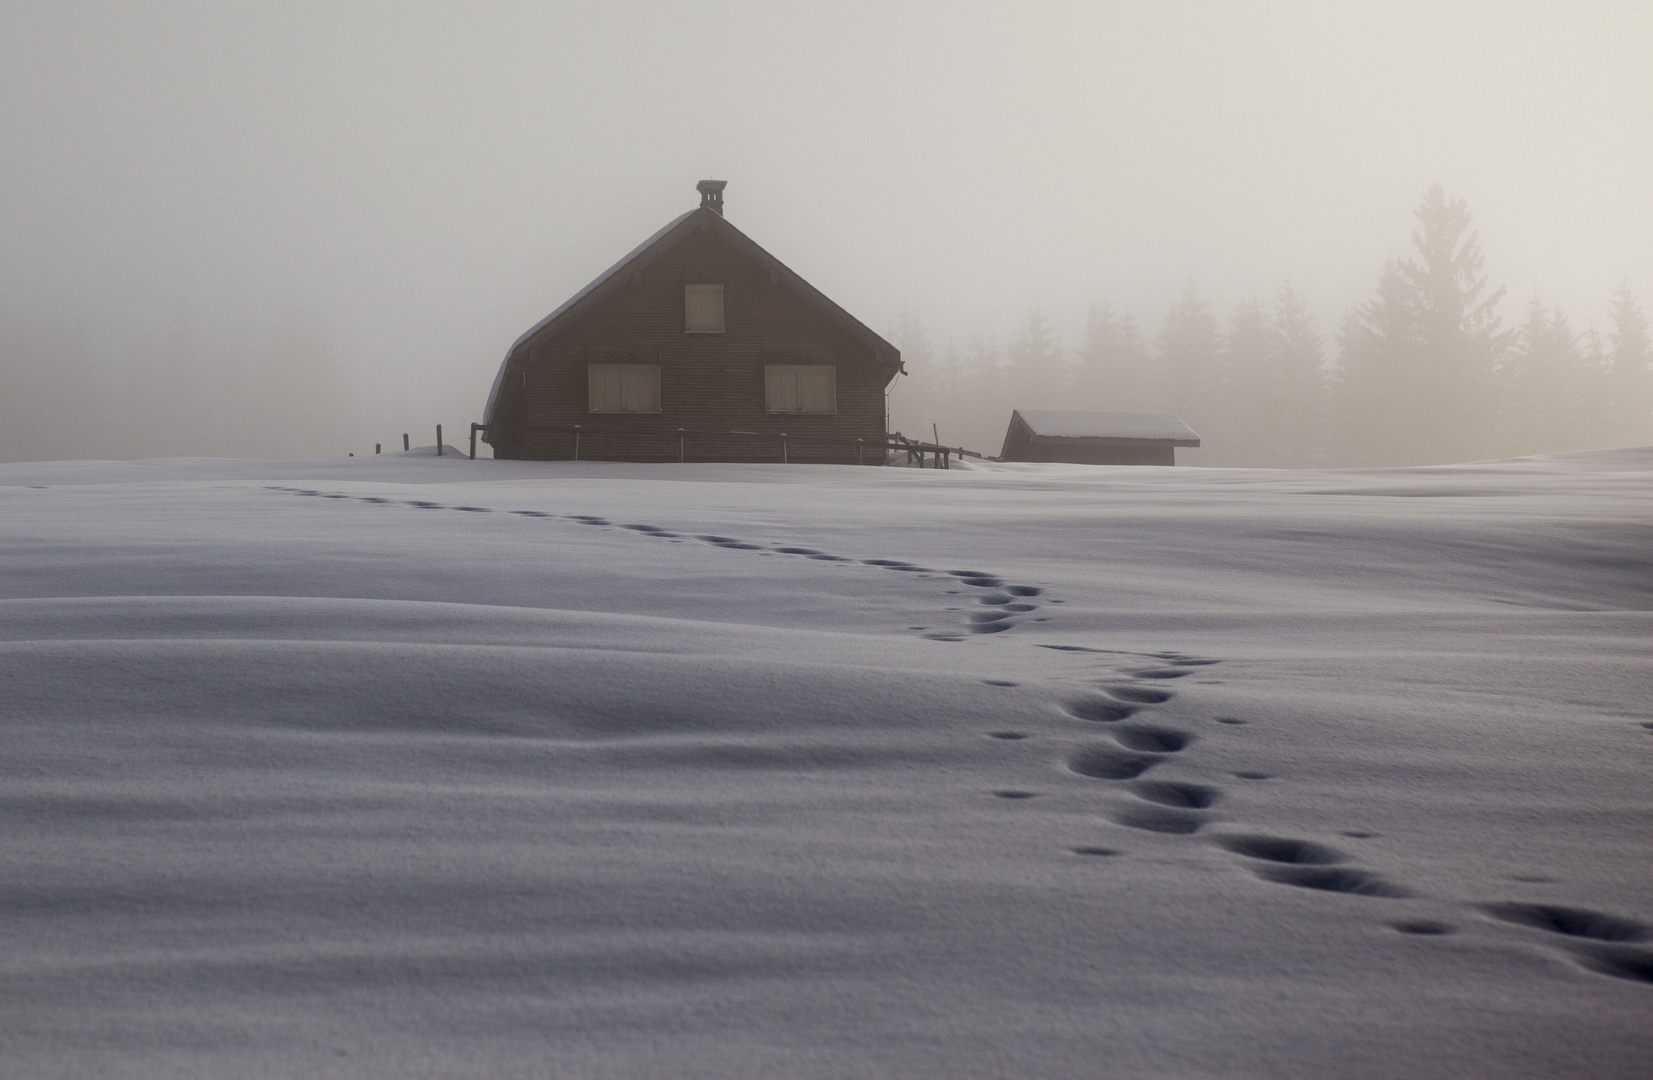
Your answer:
[1008,305,1063,407]
[1219,298,1269,465]
[1073,300,1150,411]
[1155,283,1219,417]
[1338,187,1509,465]
[1500,298,1593,456]
[1606,284,1651,445]
[1267,282,1327,465]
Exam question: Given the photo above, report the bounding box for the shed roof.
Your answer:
[482,201,902,427]
[1014,409,1200,445]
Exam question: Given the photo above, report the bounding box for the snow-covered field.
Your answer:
[2,448,1649,1078]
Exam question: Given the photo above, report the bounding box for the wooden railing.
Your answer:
[468,422,985,468]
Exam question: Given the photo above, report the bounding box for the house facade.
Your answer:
[481,182,903,463]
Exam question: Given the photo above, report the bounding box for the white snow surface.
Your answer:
[1015,408,1201,442]
[2,449,1650,1078]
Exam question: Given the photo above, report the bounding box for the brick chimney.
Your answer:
[696,180,727,216]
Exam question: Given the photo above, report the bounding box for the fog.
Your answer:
[2,0,1650,464]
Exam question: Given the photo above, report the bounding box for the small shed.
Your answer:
[999,409,1201,466]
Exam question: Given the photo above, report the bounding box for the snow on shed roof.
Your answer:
[1014,409,1200,444]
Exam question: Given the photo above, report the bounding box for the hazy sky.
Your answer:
[3,0,1650,431]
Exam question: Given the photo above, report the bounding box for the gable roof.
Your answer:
[1013,409,1201,445]
[482,204,902,426]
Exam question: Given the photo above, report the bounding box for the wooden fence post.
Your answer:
[469,423,478,460]
[436,424,443,457]
[375,443,381,455]
[403,433,409,452]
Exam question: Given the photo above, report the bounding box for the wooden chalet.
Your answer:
[999,409,1201,466]
[481,181,903,463]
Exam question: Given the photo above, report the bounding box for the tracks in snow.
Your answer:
[268,486,1051,641]
[271,484,1653,989]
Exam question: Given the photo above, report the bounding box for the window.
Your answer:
[685,284,725,333]
[765,365,836,413]
[588,364,660,413]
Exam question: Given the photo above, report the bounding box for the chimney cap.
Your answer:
[696,179,727,215]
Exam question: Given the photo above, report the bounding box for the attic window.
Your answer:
[765,365,836,414]
[588,364,661,413]
[685,284,724,333]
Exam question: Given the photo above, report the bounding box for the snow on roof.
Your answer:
[482,210,698,425]
[1014,409,1200,444]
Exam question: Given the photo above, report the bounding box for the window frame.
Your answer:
[684,283,725,333]
[587,363,662,414]
[763,363,837,414]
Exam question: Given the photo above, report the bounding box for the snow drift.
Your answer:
[1,449,1649,1078]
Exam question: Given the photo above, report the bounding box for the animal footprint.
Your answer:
[1480,903,1650,943]
[1110,726,1193,753]
[1576,947,1653,985]
[1065,696,1138,723]
[698,535,761,549]
[1131,780,1219,809]
[1254,866,1412,897]
[1482,902,1653,986]
[1068,746,1158,780]
[1104,685,1173,704]
[1217,834,1409,897]
[1215,834,1345,865]
[1112,805,1204,834]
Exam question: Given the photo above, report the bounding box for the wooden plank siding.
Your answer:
[487,200,899,464]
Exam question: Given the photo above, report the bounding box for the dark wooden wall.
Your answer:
[493,225,890,463]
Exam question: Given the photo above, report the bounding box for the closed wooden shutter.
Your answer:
[684,284,724,332]
[588,364,661,412]
[764,365,836,413]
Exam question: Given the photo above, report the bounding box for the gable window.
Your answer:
[764,364,836,414]
[685,284,725,333]
[588,364,661,413]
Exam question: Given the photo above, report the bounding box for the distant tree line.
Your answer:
[890,187,1652,467]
